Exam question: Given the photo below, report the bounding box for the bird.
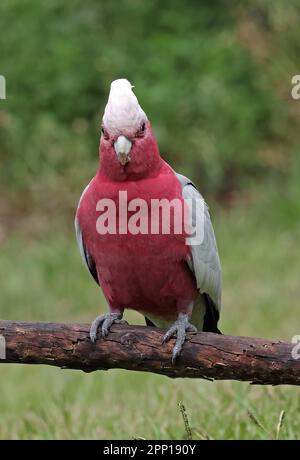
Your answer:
[75,79,221,363]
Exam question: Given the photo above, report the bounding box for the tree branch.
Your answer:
[0,321,299,385]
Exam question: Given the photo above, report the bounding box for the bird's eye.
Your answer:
[135,122,146,138]
[101,126,109,140]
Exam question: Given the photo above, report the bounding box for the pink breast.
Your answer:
[78,163,197,319]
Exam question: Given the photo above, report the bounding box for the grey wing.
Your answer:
[175,173,222,312]
[74,183,99,285]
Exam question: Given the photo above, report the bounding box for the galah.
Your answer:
[75,79,221,362]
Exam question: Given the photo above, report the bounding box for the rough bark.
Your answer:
[0,321,299,385]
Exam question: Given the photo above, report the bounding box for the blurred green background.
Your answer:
[0,0,299,440]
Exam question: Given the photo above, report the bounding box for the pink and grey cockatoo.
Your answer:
[75,79,221,362]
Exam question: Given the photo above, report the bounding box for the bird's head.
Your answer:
[98,79,161,180]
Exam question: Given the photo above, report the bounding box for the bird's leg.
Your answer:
[90,309,128,342]
[163,312,197,364]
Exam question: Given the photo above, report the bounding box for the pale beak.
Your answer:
[114,135,132,165]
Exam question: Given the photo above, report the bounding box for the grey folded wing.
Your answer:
[175,173,222,312]
[74,182,99,285]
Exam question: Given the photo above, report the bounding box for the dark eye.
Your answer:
[101,126,109,140]
[135,122,146,138]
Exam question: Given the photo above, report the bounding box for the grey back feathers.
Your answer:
[175,173,222,312]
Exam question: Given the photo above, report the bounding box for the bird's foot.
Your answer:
[163,313,197,364]
[90,312,128,342]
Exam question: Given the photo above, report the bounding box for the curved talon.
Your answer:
[89,313,128,342]
[162,326,177,343]
[162,313,197,364]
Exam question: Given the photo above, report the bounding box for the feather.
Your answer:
[75,183,99,285]
[175,173,222,314]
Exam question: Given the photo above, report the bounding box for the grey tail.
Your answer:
[145,317,156,327]
[203,294,222,334]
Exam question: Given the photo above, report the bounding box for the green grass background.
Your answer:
[0,0,300,439]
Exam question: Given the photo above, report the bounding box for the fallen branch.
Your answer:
[0,321,299,385]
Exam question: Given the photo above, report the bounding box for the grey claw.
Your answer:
[187,324,197,333]
[163,313,197,363]
[101,318,111,337]
[172,346,181,365]
[101,327,108,337]
[89,312,125,342]
[90,333,96,343]
[90,315,104,342]
[162,326,176,343]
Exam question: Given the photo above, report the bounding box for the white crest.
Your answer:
[103,79,147,135]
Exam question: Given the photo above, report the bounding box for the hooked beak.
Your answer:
[114,135,132,166]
